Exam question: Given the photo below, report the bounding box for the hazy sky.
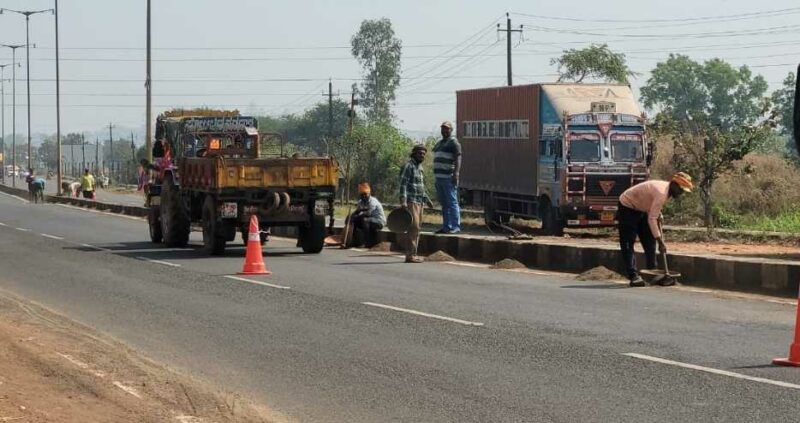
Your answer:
[0,0,798,142]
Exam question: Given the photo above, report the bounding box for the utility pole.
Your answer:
[328,79,334,138]
[0,63,8,185]
[95,138,99,175]
[108,122,115,176]
[497,13,523,86]
[55,0,63,194]
[81,133,86,170]
[1,44,26,187]
[145,0,152,162]
[347,92,358,137]
[1,8,53,169]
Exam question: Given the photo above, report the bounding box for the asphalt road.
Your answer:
[1,190,800,422]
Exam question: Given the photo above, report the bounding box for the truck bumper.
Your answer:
[561,204,618,227]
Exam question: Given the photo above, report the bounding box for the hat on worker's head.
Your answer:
[671,172,693,192]
[358,182,371,195]
[440,121,454,130]
[411,144,428,153]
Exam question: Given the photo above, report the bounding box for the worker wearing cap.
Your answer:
[399,144,434,263]
[348,182,386,248]
[617,172,693,287]
[433,121,462,234]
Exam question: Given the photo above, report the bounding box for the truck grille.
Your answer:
[585,175,634,197]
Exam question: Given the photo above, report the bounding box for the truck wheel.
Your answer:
[160,175,190,248]
[540,199,564,236]
[148,206,163,243]
[202,196,226,255]
[299,215,325,254]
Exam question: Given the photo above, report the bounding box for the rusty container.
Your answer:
[456,84,541,196]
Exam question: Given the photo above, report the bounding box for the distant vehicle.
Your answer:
[457,83,651,235]
[145,109,338,255]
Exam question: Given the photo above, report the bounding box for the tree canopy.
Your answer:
[351,18,402,122]
[551,44,636,84]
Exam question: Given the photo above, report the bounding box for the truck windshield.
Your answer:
[611,137,643,162]
[569,136,601,162]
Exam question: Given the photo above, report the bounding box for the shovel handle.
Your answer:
[659,220,669,274]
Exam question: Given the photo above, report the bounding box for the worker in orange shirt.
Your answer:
[617,172,693,287]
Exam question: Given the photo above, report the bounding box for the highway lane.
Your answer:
[1,190,800,422]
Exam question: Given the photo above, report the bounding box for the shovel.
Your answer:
[639,221,681,286]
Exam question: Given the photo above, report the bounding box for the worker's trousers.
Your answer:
[404,202,424,258]
[617,203,657,280]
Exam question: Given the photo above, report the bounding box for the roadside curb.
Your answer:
[5,182,795,298]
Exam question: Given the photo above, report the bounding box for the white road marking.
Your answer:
[113,381,142,398]
[0,222,6,226]
[41,233,65,240]
[0,190,28,202]
[55,203,145,221]
[623,353,800,390]
[15,227,31,232]
[224,275,290,290]
[136,256,181,267]
[362,302,484,327]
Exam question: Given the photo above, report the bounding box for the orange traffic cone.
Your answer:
[238,215,271,275]
[774,296,800,366]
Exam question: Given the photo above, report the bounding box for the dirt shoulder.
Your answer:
[0,289,289,423]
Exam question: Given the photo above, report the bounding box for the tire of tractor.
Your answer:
[540,199,565,236]
[299,215,326,254]
[148,206,163,243]
[160,175,190,248]
[201,196,226,255]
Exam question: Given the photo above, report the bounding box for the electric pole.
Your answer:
[95,137,99,174]
[145,0,152,162]
[0,63,9,185]
[328,79,334,138]
[1,44,26,187]
[497,13,523,86]
[81,133,86,170]
[55,0,63,194]
[1,8,53,169]
[108,122,115,175]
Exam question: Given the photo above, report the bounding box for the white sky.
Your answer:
[0,0,798,142]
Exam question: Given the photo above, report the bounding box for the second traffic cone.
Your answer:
[238,215,271,275]
[774,295,800,366]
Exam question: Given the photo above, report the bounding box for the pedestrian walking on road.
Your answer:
[80,169,96,200]
[617,172,693,287]
[347,182,386,248]
[399,145,434,263]
[433,121,462,234]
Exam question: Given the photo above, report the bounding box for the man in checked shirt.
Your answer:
[399,144,434,263]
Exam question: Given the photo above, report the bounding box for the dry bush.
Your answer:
[714,153,800,217]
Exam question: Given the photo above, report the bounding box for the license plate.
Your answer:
[289,205,307,214]
[221,202,238,218]
[314,200,330,216]
[601,211,615,221]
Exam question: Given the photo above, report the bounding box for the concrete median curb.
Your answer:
[4,182,795,298]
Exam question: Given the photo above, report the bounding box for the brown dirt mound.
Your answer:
[576,266,625,281]
[369,242,393,252]
[425,250,455,262]
[490,259,526,269]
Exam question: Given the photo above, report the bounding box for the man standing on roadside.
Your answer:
[433,121,462,234]
[80,168,96,200]
[399,144,434,263]
[617,172,693,287]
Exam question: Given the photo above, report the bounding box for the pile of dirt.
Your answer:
[425,251,455,262]
[576,266,626,281]
[369,242,393,252]
[490,259,526,269]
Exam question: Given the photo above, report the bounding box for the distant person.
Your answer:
[617,172,693,287]
[399,144,434,263]
[29,176,45,203]
[80,169,96,200]
[348,182,386,248]
[433,121,462,234]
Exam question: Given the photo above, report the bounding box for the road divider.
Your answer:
[4,183,797,298]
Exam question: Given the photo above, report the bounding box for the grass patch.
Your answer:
[738,210,800,233]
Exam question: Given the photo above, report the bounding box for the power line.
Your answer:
[522,23,800,39]
[511,7,800,23]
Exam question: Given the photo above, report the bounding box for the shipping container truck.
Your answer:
[457,83,650,235]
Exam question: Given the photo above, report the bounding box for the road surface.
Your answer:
[5,175,144,206]
[1,189,799,422]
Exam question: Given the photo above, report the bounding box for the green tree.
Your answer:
[351,18,402,122]
[643,56,773,231]
[551,44,636,84]
[771,71,796,152]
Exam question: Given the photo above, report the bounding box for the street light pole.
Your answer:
[1,8,54,171]
[55,0,63,195]
[0,44,26,188]
[0,63,8,185]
